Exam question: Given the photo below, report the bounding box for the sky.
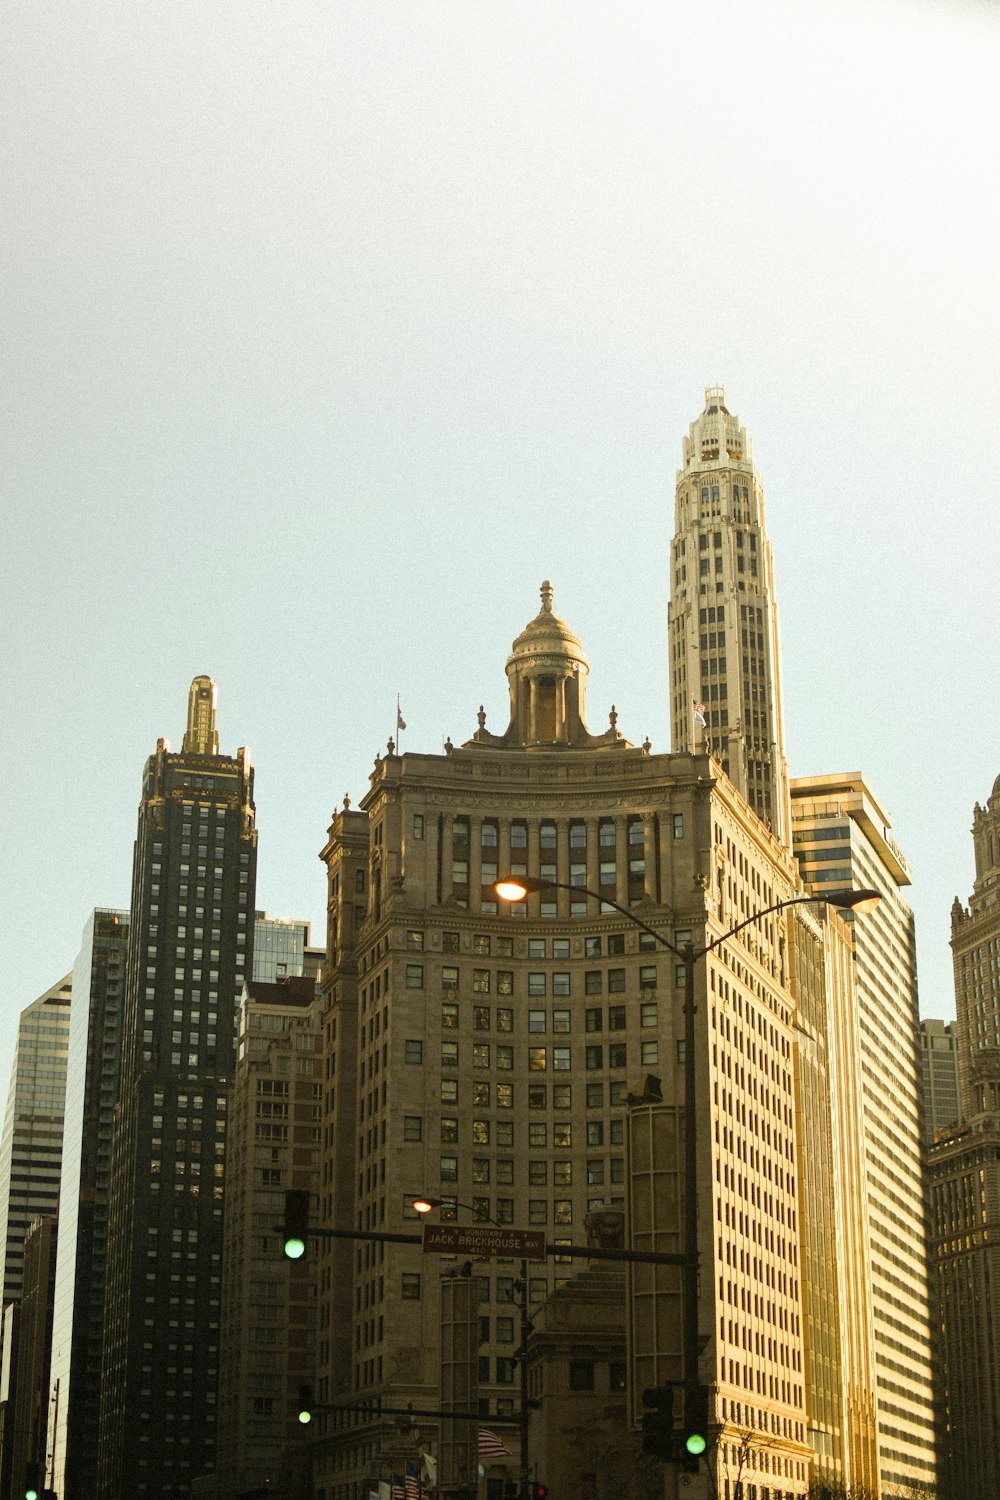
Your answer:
[3,0,999,1094]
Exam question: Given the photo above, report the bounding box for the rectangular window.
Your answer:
[639,966,657,989]
[552,972,571,997]
[585,936,602,957]
[586,1045,603,1069]
[553,1199,572,1223]
[528,1084,547,1109]
[608,970,626,994]
[552,1009,571,1033]
[496,1084,513,1108]
[496,1044,513,1070]
[440,1117,458,1143]
[402,1274,421,1299]
[497,971,514,995]
[587,1122,604,1146]
[608,934,625,955]
[586,1082,604,1108]
[497,1007,513,1031]
[553,1123,572,1147]
[510,822,528,849]
[528,1124,547,1148]
[442,1079,458,1104]
[552,1083,571,1109]
[472,1119,490,1144]
[443,931,460,954]
[441,1042,458,1067]
[528,1047,546,1070]
[528,1010,546,1032]
[528,939,546,959]
[496,1122,514,1147]
[473,969,490,993]
[474,1006,490,1031]
[552,1047,571,1070]
[440,1156,458,1182]
[553,1161,572,1187]
[405,1041,423,1065]
[640,1002,657,1027]
[496,1158,513,1184]
[528,973,546,997]
[406,930,424,950]
[528,1200,547,1225]
[403,1116,422,1141]
[473,933,491,955]
[609,1005,626,1029]
[641,1041,659,1066]
[472,1158,490,1184]
[441,1003,459,1029]
[442,966,459,991]
[405,965,424,989]
[609,1043,626,1069]
[473,1044,490,1068]
[528,1161,547,1186]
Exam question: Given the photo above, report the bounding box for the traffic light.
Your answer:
[283,1188,310,1259]
[23,1462,41,1500]
[682,1383,711,1471]
[530,1484,548,1499]
[297,1384,314,1424]
[640,1383,675,1461]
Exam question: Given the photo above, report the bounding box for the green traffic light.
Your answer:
[297,1409,312,1424]
[685,1433,707,1456]
[26,1490,39,1500]
[283,1236,306,1260]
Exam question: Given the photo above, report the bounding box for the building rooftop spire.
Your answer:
[182,675,219,756]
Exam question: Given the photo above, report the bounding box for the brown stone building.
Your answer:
[311,584,818,1500]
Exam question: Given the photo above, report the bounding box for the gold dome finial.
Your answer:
[540,580,553,612]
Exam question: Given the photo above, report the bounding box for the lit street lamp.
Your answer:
[494,873,880,1466]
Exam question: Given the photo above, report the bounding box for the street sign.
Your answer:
[421,1223,546,1261]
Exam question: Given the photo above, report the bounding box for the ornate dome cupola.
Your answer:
[461,581,628,752]
[504,580,589,746]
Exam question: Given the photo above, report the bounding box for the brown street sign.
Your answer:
[421,1223,547,1261]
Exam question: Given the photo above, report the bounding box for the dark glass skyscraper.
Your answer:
[97,678,257,1499]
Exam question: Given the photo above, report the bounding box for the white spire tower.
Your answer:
[667,387,791,844]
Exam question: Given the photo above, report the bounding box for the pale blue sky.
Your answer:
[3,0,998,1088]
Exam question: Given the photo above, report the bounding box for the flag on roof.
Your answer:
[404,1460,421,1499]
[693,700,707,728]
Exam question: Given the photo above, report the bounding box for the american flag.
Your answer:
[404,1460,421,1499]
[391,1476,405,1500]
[479,1427,512,1458]
[693,700,707,727]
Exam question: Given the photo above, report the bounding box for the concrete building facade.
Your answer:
[215,973,323,1500]
[919,1020,960,1145]
[790,773,937,1496]
[928,772,1000,1498]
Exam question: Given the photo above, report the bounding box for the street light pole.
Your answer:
[494,874,880,1458]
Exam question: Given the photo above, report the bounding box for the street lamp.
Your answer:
[494,873,880,1465]
[413,1196,532,1500]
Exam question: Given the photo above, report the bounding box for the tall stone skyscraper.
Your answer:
[929,773,1000,1498]
[668,387,790,844]
[97,678,257,1500]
